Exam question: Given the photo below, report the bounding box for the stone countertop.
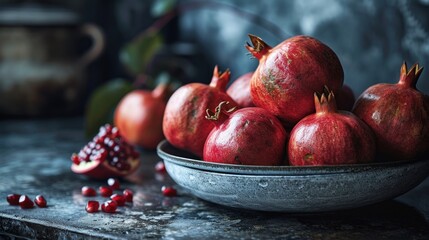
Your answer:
[0,118,428,240]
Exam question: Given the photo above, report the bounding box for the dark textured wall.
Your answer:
[1,0,428,97]
[177,0,429,96]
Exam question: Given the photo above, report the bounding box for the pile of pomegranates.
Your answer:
[160,33,428,166]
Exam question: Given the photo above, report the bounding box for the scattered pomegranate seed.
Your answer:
[161,186,177,197]
[86,200,100,213]
[81,186,97,197]
[107,178,120,190]
[155,161,166,173]
[101,200,117,213]
[19,195,34,209]
[123,189,133,202]
[6,194,21,205]
[110,194,125,206]
[99,186,113,197]
[34,195,47,208]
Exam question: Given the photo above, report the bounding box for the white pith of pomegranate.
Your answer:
[71,124,140,179]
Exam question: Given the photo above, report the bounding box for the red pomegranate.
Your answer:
[204,101,288,165]
[114,83,169,150]
[163,66,239,157]
[71,124,140,179]
[353,62,429,161]
[288,90,376,166]
[246,34,344,127]
[226,72,255,107]
[336,84,356,111]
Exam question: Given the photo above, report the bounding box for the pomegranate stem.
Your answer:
[205,101,237,121]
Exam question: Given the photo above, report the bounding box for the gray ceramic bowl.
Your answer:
[157,140,429,212]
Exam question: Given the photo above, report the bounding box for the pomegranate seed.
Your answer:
[123,189,133,202]
[99,186,113,197]
[161,186,177,197]
[34,195,47,208]
[7,194,21,205]
[19,195,34,209]
[71,154,80,165]
[86,201,100,213]
[107,178,120,190]
[110,194,125,206]
[155,161,166,173]
[81,186,97,197]
[101,200,117,213]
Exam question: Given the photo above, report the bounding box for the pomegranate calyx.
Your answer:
[151,83,170,100]
[399,62,423,88]
[314,88,338,114]
[245,34,272,60]
[205,101,237,121]
[209,65,231,91]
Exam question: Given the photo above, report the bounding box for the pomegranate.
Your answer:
[107,178,120,190]
[81,186,97,197]
[155,161,166,173]
[123,189,134,202]
[101,200,118,213]
[34,195,47,208]
[71,124,140,179]
[114,84,169,150]
[163,66,239,157]
[99,186,113,197]
[110,194,126,206]
[226,72,255,107]
[336,84,356,111]
[353,62,429,161]
[7,194,21,205]
[19,195,34,209]
[246,34,344,127]
[204,101,288,165]
[288,89,376,166]
[161,186,177,197]
[86,201,100,213]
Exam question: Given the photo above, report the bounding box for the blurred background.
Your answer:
[0,0,428,122]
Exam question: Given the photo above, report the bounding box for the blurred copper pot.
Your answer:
[0,3,104,117]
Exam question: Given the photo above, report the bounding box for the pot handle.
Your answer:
[77,23,105,68]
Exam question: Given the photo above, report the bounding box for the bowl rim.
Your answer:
[157,140,429,176]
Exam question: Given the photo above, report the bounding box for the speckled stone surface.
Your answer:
[1,118,429,239]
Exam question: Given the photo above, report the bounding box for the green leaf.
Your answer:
[151,0,177,17]
[120,31,164,76]
[85,79,134,137]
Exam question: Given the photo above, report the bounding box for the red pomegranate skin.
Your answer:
[163,66,239,157]
[226,72,255,108]
[353,63,429,160]
[246,34,344,127]
[336,84,356,111]
[288,91,376,166]
[114,84,168,149]
[204,106,288,165]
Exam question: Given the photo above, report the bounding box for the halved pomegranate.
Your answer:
[71,124,140,179]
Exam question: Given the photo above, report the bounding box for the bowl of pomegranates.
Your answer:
[157,140,429,212]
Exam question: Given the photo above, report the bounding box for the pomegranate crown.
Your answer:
[314,86,337,113]
[399,62,424,88]
[205,101,237,121]
[209,65,231,91]
[245,34,272,60]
